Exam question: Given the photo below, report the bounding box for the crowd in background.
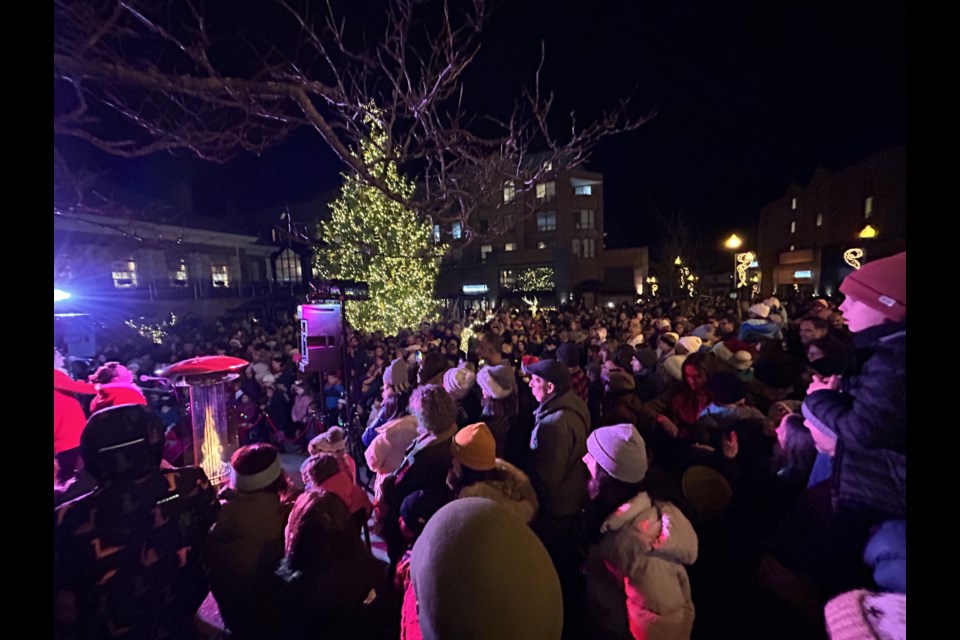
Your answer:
[54,252,906,639]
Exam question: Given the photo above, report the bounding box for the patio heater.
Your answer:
[158,355,248,486]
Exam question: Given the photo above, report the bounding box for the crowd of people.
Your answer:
[53,251,907,639]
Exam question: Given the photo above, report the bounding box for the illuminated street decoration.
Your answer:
[859,225,878,239]
[735,252,755,289]
[54,289,71,302]
[843,247,864,270]
[521,295,541,315]
[125,314,176,344]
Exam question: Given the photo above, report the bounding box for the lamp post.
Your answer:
[724,234,743,298]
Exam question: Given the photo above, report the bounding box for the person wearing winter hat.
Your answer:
[739,302,783,344]
[475,331,519,458]
[361,357,414,448]
[447,422,539,524]
[411,497,563,640]
[769,253,906,601]
[305,426,358,483]
[442,363,476,402]
[676,335,703,356]
[208,444,293,640]
[522,355,590,621]
[558,341,590,405]
[54,348,98,483]
[88,361,148,414]
[55,405,219,640]
[583,424,698,640]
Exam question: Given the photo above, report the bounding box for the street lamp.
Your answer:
[723,234,743,297]
[645,276,658,297]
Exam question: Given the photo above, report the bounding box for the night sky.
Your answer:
[59,0,906,265]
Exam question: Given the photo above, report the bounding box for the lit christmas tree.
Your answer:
[316,115,442,334]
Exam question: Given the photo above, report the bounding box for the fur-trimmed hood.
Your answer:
[458,459,538,524]
[600,492,698,566]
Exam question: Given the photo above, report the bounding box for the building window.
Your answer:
[111,259,138,288]
[433,224,441,242]
[573,184,592,196]
[537,240,558,250]
[790,220,796,234]
[503,181,516,204]
[275,248,302,284]
[536,181,556,202]
[211,264,231,288]
[500,269,517,290]
[451,222,463,240]
[816,213,823,227]
[542,160,553,173]
[573,238,595,258]
[790,197,797,210]
[502,213,516,230]
[574,209,595,230]
[789,244,795,252]
[504,242,517,252]
[864,196,874,218]
[171,259,189,286]
[480,244,493,262]
[536,211,557,232]
[581,238,596,258]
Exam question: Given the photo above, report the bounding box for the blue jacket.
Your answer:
[803,322,906,521]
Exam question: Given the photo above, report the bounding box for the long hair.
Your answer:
[282,491,357,572]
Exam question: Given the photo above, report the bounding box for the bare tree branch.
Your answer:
[54,0,652,242]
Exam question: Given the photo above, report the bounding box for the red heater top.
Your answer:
[157,355,249,378]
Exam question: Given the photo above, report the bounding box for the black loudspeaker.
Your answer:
[298,303,343,373]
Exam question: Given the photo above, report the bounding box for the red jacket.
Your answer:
[53,370,97,454]
[89,382,147,414]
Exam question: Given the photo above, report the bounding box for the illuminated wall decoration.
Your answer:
[735,252,755,289]
[843,247,864,270]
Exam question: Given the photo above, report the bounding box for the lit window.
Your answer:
[503,181,516,204]
[504,242,517,252]
[451,222,462,240]
[112,259,138,288]
[171,259,189,286]
[275,248,302,284]
[480,244,493,262]
[791,197,797,210]
[433,224,441,242]
[581,238,596,258]
[790,220,796,234]
[816,213,823,227]
[573,185,592,196]
[537,241,547,249]
[789,244,795,251]
[536,181,556,202]
[864,196,874,218]
[542,161,553,173]
[536,211,557,232]
[211,264,231,288]
[500,269,517,289]
[574,209,595,230]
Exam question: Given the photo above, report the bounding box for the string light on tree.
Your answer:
[517,267,555,291]
[315,111,442,335]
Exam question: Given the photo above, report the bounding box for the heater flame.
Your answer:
[199,405,227,484]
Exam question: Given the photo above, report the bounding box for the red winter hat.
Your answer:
[840,252,906,322]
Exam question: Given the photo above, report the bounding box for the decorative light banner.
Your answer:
[843,248,864,270]
[735,252,755,288]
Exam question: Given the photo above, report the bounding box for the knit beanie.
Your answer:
[839,251,906,323]
[586,424,648,483]
[477,363,517,399]
[748,303,771,319]
[230,444,282,492]
[443,364,477,401]
[308,426,347,456]
[605,369,636,393]
[411,498,563,640]
[676,336,703,355]
[801,398,837,439]
[383,357,411,392]
[451,423,497,471]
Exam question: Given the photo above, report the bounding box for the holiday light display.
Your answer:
[124,314,176,344]
[517,267,555,291]
[316,114,441,335]
[843,248,864,270]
